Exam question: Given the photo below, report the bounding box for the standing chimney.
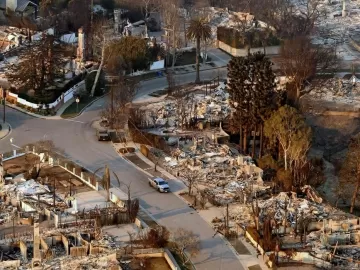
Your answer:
[77,27,85,62]
[6,0,17,12]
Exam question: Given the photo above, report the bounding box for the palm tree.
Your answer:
[186,18,211,83]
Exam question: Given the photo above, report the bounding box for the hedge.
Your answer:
[217,26,281,49]
[16,73,85,105]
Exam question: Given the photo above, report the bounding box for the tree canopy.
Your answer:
[6,35,67,99]
[339,135,360,213]
[105,36,150,73]
[227,52,280,156]
[264,105,311,173]
[186,17,211,83]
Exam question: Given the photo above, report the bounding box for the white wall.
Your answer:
[218,40,280,56]
[8,80,85,109]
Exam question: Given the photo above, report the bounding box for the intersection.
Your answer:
[0,65,255,270]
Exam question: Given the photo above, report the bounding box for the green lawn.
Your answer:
[61,96,99,118]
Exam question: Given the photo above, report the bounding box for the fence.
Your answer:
[6,80,85,110]
[2,149,26,161]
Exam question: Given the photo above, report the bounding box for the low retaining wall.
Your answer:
[2,80,85,110]
[133,248,181,270]
[217,40,280,56]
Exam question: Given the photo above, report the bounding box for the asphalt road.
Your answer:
[0,68,248,270]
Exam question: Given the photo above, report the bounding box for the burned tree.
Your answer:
[280,36,337,102]
[101,76,139,130]
[6,35,68,100]
[170,228,200,266]
[181,169,202,196]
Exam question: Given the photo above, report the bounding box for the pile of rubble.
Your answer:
[305,78,360,108]
[56,254,119,270]
[1,177,67,210]
[161,139,266,205]
[257,186,332,226]
[139,82,231,131]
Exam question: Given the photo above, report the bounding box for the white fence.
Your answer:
[8,80,85,109]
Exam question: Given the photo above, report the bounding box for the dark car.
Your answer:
[96,130,110,141]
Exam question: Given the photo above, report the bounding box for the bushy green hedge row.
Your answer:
[217,26,280,49]
[17,73,85,105]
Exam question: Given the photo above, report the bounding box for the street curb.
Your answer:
[137,65,227,82]
[110,143,153,178]
[113,144,245,269]
[6,103,48,119]
[5,66,226,119]
[112,142,194,203]
[60,92,109,119]
[0,122,12,140]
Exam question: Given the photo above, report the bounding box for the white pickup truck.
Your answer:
[148,177,170,193]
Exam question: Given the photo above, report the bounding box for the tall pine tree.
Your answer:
[227,52,279,157]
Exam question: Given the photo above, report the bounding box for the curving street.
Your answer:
[0,67,254,270]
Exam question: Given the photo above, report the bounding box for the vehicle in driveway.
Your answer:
[148,177,170,193]
[96,129,111,141]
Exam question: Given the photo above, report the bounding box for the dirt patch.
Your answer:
[3,154,39,175]
[305,113,360,158]
[147,257,172,270]
[38,166,92,195]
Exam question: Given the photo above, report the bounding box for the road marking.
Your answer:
[61,119,85,124]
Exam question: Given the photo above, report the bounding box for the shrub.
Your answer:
[217,26,280,49]
[140,226,170,248]
[256,155,279,181]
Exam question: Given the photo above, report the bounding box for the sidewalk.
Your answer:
[5,103,59,119]
[0,122,11,140]
[112,141,268,270]
[56,97,75,116]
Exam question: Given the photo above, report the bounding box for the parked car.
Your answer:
[96,129,111,141]
[148,177,170,193]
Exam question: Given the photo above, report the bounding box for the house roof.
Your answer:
[0,0,37,12]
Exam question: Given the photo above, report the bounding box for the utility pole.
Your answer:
[12,216,15,238]
[2,88,5,123]
[53,177,56,207]
[105,76,118,130]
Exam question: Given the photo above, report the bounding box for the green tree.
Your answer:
[227,53,279,156]
[264,105,311,172]
[186,17,211,83]
[105,36,150,74]
[339,135,360,214]
[85,70,106,96]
